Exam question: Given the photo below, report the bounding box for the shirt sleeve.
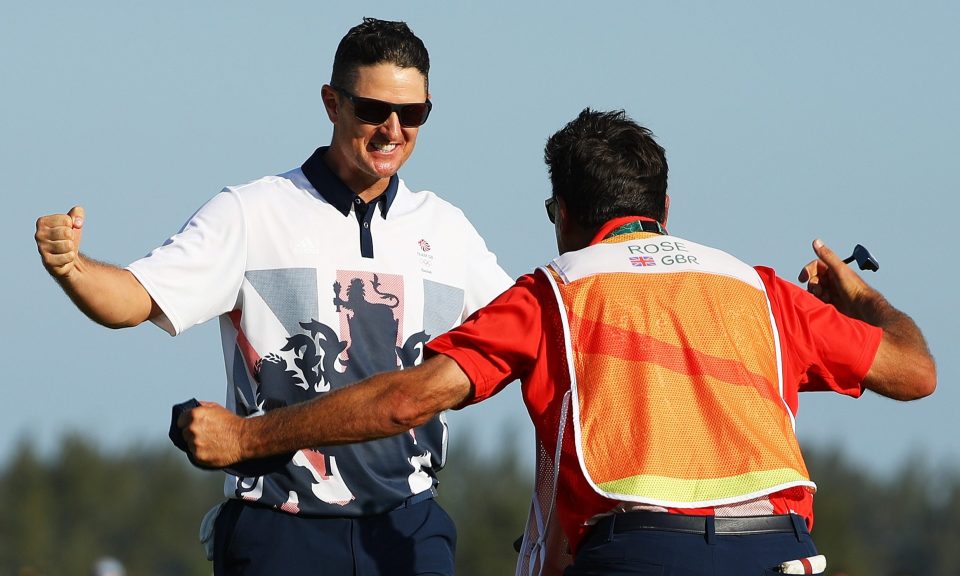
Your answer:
[426,273,544,404]
[457,217,514,317]
[756,266,882,397]
[126,189,247,336]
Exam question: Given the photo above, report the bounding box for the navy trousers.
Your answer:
[565,514,819,576]
[213,498,456,576]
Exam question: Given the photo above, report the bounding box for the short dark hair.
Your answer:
[544,108,668,228]
[331,18,430,92]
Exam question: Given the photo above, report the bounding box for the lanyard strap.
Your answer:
[604,219,666,240]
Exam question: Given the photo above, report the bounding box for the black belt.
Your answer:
[393,487,437,510]
[597,511,800,536]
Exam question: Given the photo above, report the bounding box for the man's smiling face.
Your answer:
[323,63,429,196]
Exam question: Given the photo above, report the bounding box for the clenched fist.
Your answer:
[36,206,85,280]
[177,401,246,467]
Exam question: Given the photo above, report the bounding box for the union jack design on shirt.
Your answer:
[630,255,656,267]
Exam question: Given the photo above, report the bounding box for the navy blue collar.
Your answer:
[301,146,399,218]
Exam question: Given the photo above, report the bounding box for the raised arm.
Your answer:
[798,239,936,400]
[36,206,158,328]
[180,354,473,467]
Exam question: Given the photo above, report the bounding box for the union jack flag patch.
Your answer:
[630,256,656,267]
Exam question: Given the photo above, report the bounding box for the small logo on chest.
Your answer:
[418,239,434,273]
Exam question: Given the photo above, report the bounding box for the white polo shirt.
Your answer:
[128,148,513,516]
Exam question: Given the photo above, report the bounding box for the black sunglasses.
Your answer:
[544,197,559,224]
[332,85,433,128]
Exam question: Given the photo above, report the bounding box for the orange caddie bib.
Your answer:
[541,232,815,508]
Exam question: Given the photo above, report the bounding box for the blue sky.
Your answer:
[3,1,957,477]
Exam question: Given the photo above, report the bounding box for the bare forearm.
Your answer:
[57,254,156,328]
[856,288,936,400]
[239,356,471,460]
[240,376,415,457]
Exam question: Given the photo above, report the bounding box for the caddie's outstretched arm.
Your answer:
[799,238,936,400]
[179,354,473,468]
[35,205,158,328]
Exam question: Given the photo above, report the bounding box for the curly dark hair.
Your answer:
[545,108,668,229]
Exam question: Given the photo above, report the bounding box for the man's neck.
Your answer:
[322,147,391,203]
[590,216,665,245]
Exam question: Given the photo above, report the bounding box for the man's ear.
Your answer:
[321,85,339,123]
[556,195,567,223]
[662,194,670,228]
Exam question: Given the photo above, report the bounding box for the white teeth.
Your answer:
[371,142,398,152]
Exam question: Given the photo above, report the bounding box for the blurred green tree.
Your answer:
[0,435,222,576]
[4,434,960,576]
[437,427,533,576]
